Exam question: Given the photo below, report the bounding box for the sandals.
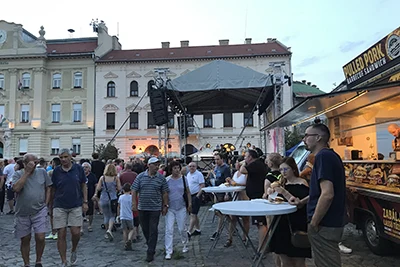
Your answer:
[224,239,232,247]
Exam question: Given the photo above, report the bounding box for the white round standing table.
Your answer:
[203,185,245,193]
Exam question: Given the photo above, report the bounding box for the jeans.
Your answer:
[139,210,161,254]
[165,207,188,254]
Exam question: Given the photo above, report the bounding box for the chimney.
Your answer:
[180,40,189,47]
[219,39,229,45]
[307,82,312,86]
[312,85,317,88]
[161,42,170,48]
[267,38,277,43]
[302,80,307,84]
[245,38,252,44]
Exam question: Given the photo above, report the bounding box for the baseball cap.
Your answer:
[148,157,160,164]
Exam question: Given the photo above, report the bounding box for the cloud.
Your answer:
[339,41,365,53]
[297,56,321,67]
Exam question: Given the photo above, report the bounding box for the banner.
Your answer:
[343,27,400,88]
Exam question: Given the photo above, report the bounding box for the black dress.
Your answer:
[269,184,311,258]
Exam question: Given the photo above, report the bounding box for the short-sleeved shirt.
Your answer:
[4,163,16,186]
[186,170,205,195]
[119,170,138,187]
[52,163,86,209]
[307,148,346,227]
[86,172,97,200]
[245,159,267,199]
[166,176,187,211]
[91,160,105,180]
[214,163,231,186]
[12,168,52,216]
[131,170,169,211]
[118,193,133,220]
[266,170,282,184]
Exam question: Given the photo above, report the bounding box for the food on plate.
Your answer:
[224,182,230,186]
[271,181,281,188]
[368,168,384,185]
[353,166,367,183]
[387,174,400,187]
[272,196,285,204]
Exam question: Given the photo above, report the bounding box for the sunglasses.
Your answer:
[303,133,319,139]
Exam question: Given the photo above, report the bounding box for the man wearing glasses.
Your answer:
[186,162,205,237]
[290,124,346,267]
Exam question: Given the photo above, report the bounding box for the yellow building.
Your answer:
[0,20,119,159]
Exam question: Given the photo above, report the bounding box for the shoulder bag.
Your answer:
[287,215,311,248]
[103,177,118,214]
[182,175,189,209]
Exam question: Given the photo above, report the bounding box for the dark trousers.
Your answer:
[0,188,5,212]
[139,210,161,254]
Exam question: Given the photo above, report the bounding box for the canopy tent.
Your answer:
[285,142,301,156]
[166,60,274,115]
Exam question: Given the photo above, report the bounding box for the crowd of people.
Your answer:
[0,123,353,267]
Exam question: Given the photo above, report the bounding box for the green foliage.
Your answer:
[95,143,120,161]
[284,127,303,151]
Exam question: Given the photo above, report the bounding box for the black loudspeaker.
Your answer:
[149,86,169,126]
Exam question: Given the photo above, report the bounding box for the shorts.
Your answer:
[133,214,140,227]
[121,219,134,230]
[252,216,267,226]
[7,187,14,201]
[86,199,94,216]
[191,194,201,215]
[53,207,83,229]
[14,206,49,239]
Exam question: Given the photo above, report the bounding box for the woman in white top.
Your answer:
[224,158,250,247]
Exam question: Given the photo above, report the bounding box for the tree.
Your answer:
[95,143,120,161]
[284,127,303,151]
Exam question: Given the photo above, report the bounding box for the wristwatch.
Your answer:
[164,204,169,208]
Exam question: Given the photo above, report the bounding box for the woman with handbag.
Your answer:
[266,157,311,267]
[164,161,192,260]
[93,163,121,241]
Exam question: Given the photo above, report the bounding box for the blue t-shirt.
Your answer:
[52,163,86,209]
[214,163,231,186]
[307,148,346,227]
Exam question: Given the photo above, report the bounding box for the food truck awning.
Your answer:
[261,81,400,131]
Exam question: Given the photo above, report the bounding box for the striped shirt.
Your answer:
[131,170,169,211]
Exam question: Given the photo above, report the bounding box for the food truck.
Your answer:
[262,26,400,255]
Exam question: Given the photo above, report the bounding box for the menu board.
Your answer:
[345,162,400,194]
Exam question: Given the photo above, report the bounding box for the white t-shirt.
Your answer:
[232,171,247,185]
[118,194,133,220]
[4,163,16,186]
[186,170,205,195]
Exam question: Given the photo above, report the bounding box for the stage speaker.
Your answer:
[149,86,169,126]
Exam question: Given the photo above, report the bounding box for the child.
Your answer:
[118,183,134,250]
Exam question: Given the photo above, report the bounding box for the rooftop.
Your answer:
[293,80,325,97]
[46,38,98,55]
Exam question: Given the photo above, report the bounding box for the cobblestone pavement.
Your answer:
[0,202,399,267]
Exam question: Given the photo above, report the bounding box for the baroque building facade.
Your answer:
[95,39,293,159]
[0,20,119,159]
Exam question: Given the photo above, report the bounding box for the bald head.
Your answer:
[388,124,400,137]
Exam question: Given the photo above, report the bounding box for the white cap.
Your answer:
[148,157,160,164]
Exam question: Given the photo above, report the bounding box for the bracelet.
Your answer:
[83,201,88,204]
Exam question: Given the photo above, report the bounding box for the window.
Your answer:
[223,113,233,127]
[243,112,253,127]
[130,81,139,97]
[204,114,213,128]
[52,73,61,89]
[74,72,82,88]
[51,139,60,155]
[147,112,156,129]
[107,81,116,97]
[21,104,29,123]
[147,80,155,97]
[0,105,5,122]
[19,138,28,156]
[72,138,81,155]
[0,74,4,89]
[51,104,61,123]
[22,73,30,89]
[73,103,82,122]
[129,112,139,129]
[167,112,174,128]
[106,113,115,130]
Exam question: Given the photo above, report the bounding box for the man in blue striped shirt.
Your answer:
[132,157,169,263]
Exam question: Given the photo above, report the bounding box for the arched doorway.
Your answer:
[145,145,160,156]
[0,142,3,158]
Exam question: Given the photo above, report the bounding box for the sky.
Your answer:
[2,0,398,92]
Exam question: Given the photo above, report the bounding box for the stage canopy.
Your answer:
[166,60,274,115]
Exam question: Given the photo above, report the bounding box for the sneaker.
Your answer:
[6,210,14,215]
[106,230,114,241]
[45,233,54,239]
[53,233,58,240]
[104,234,109,239]
[88,226,93,232]
[70,251,77,265]
[210,231,219,241]
[193,229,201,235]
[182,245,189,253]
[165,253,172,260]
[60,263,67,267]
[146,253,154,262]
[124,240,132,251]
[339,242,352,254]
[35,263,43,267]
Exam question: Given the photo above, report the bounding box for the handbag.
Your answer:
[182,175,189,208]
[288,215,311,248]
[103,177,118,214]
